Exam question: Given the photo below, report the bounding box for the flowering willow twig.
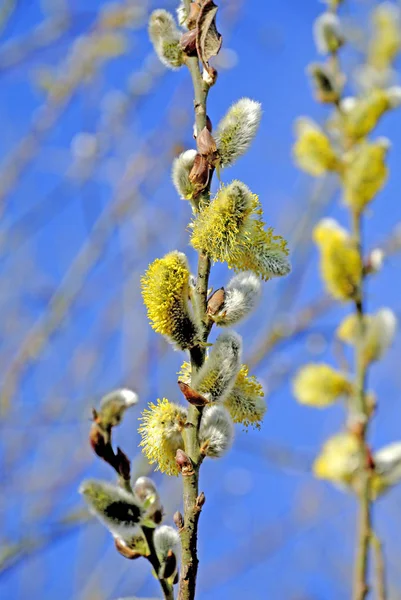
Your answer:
[292,1,401,598]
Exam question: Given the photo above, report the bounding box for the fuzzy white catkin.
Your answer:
[213,272,261,326]
[79,480,144,539]
[176,1,187,27]
[215,98,262,168]
[374,442,401,487]
[154,525,181,560]
[192,331,242,402]
[133,476,162,520]
[313,12,343,55]
[148,10,183,70]
[199,404,234,458]
[100,388,138,410]
[249,246,291,279]
[369,308,397,357]
[172,149,197,199]
[386,86,401,108]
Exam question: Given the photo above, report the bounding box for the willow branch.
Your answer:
[178,48,213,600]
[352,211,372,600]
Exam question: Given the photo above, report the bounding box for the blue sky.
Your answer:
[1,1,401,599]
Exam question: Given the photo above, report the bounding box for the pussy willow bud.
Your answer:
[211,272,261,326]
[308,63,341,104]
[79,479,144,539]
[199,404,234,458]
[133,476,163,524]
[114,533,149,559]
[154,526,181,581]
[173,511,184,530]
[192,331,242,402]
[97,388,138,430]
[207,287,225,317]
[215,98,262,168]
[178,381,209,407]
[365,248,385,274]
[172,149,197,200]
[313,13,344,55]
[374,442,401,491]
[176,1,188,28]
[175,449,194,476]
[148,10,183,70]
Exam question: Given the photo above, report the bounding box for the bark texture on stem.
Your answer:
[178,47,213,600]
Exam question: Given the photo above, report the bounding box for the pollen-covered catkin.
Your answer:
[199,404,234,457]
[336,308,397,364]
[148,10,183,70]
[293,118,341,176]
[341,139,389,213]
[293,363,351,407]
[138,398,187,476]
[212,272,261,326]
[224,364,266,429]
[192,331,242,402]
[141,251,200,350]
[79,479,144,538]
[313,219,362,301]
[215,98,262,168]
[190,181,290,280]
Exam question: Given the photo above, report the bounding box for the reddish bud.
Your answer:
[197,126,217,158]
[116,447,131,481]
[173,511,184,530]
[175,449,194,476]
[159,549,177,580]
[178,380,209,407]
[114,538,141,560]
[196,491,206,509]
[207,287,225,316]
[180,30,197,56]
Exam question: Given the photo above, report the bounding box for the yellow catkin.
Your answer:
[341,140,389,213]
[141,251,199,349]
[293,118,340,176]
[293,363,351,407]
[138,398,187,476]
[313,219,362,301]
[178,362,266,429]
[313,432,360,485]
[342,89,390,140]
[190,182,290,280]
[368,4,401,70]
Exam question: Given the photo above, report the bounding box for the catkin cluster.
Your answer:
[292,1,401,502]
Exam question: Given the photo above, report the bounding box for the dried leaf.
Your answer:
[180,30,197,56]
[196,0,222,74]
[197,126,217,156]
[188,153,210,194]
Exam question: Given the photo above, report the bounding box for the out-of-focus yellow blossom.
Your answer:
[179,362,266,429]
[138,398,187,476]
[293,118,341,176]
[337,308,397,364]
[341,139,389,213]
[293,363,351,407]
[313,433,360,485]
[341,89,396,141]
[314,434,401,499]
[190,181,290,280]
[368,3,401,71]
[313,219,362,301]
[141,251,199,349]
